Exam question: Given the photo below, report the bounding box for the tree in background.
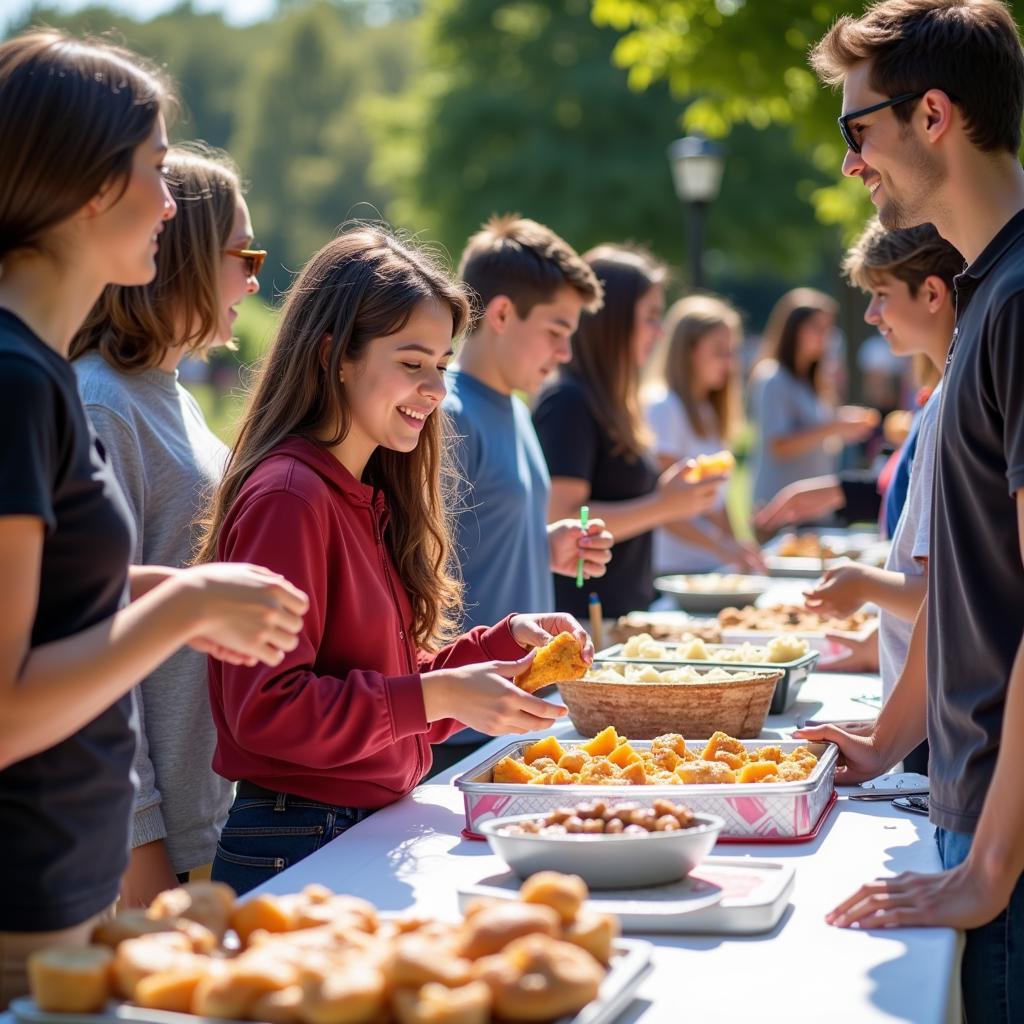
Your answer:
[591,0,1024,236]
[370,0,841,298]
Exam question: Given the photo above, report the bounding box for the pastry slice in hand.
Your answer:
[516,632,587,693]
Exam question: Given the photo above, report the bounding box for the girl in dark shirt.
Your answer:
[0,31,306,1000]
[534,244,724,618]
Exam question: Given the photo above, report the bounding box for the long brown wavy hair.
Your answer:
[70,143,242,369]
[567,243,666,460]
[196,225,470,651]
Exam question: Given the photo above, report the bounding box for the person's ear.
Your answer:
[318,333,334,372]
[922,275,949,314]
[485,295,515,334]
[921,89,955,145]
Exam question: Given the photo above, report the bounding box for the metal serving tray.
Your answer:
[11,940,653,1024]
[594,644,821,714]
[455,738,837,842]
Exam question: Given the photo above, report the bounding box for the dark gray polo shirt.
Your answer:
[927,208,1024,834]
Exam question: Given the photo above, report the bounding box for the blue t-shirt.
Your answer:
[882,406,923,539]
[444,369,554,630]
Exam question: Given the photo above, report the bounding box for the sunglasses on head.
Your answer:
[838,91,925,154]
[224,247,267,277]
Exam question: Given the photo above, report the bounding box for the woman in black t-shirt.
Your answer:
[534,244,725,619]
[0,32,307,1001]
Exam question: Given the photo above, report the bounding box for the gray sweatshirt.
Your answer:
[74,352,232,874]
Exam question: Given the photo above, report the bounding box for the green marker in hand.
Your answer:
[576,505,589,588]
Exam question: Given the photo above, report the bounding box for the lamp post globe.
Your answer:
[667,136,725,290]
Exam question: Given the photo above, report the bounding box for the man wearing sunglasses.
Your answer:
[796,1,1024,1019]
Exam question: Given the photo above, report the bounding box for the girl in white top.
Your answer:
[645,295,762,573]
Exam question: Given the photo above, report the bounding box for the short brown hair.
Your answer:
[71,143,243,371]
[811,0,1024,154]
[0,29,173,264]
[843,218,964,295]
[458,214,603,329]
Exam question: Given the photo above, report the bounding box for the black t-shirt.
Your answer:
[533,375,659,619]
[927,209,1024,834]
[0,309,137,931]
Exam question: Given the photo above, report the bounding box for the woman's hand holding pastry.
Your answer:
[657,460,723,520]
[509,614,594,665]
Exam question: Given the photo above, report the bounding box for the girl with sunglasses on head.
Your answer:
[196,224,583,896]
[0,33,306,999]
[69,143,266,909]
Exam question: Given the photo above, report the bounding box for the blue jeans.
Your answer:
[935,827,1024,1023]
[211,789,373,896]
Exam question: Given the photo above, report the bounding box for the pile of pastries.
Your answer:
[586,661,760,684]
[606,613,722,647]
[497,798,696,836]
[491,728,818,787]
[776,533,844,560]
[718,604,873,634]
[620,631,809,664]
[28,877,618,1024]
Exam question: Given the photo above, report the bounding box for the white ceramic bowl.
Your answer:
[479,812,724,889]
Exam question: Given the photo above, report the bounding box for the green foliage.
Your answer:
[8,1,421,291]
[371,0,842,292]
[593,0,1024,238]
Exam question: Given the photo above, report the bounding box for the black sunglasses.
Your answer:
[838,91,925,154]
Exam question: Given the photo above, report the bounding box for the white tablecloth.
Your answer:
[253,671,961,1024]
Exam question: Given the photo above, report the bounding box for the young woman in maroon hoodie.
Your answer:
[198,225,588,894]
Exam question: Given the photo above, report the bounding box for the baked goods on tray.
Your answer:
[491,728,818,787]
[606,614,722,646]
[28,877,616,1023]
[718,604,873,634]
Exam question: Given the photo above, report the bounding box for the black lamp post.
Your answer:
[666,136,726,291]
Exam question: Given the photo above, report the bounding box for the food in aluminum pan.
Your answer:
[515,631,586,693]
[481,810,724,888]
[491,728,817,787]
[605,612,721,646]
[25,875,631,1024]
[718,603,875,634]
[456,738,838,840]
[618,632,809,664]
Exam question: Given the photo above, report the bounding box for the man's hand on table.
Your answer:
[826,858,1012,931]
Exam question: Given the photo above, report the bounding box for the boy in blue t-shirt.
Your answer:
[438,215,610,753]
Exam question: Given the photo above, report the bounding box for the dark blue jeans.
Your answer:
[935,827,1024,1023]
[211,789,373,896]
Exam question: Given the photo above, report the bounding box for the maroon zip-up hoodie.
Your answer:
[209,436,525,807]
